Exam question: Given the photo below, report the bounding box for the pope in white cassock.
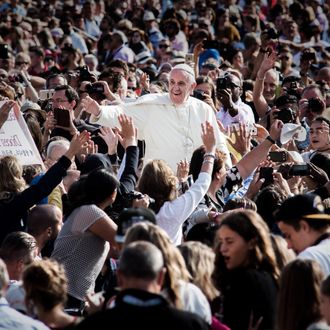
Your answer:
[82,64,231,171]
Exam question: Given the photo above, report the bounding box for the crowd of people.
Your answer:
[1,0,330,329]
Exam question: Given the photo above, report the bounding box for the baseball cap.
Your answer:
[115,208,156,243]
[275,193,330,223]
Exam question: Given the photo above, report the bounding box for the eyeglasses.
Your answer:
[16,61,29,65]
[280,56,290,60]
[53,98,68,103]
[159,44,169,49]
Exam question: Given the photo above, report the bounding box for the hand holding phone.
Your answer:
[53,108,71,128]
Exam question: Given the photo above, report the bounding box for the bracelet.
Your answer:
[204,152,215,159]
[203,159,214,165]
[266,135,276,144]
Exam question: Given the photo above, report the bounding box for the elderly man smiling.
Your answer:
[83,64,230,170]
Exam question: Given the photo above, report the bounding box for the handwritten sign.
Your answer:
[0,101,44,167]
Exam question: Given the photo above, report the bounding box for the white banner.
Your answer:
[0,101,44,167]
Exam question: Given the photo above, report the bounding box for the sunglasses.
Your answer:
[16,61,29,65]
[159,44,169,49]
[280,56,290,60]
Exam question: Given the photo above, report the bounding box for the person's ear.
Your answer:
[299,220,311,232]
[156,267,166,288]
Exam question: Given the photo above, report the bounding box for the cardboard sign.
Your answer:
[0,101,44,167]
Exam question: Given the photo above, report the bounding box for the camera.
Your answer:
[86,83,105,94]
[8,73,24,84]
[124,191,155,204]
[308,97,324,114]
[217,77,230,91]
[301,51,316,62]
[266,27,279,40]
[78,65,93,82]
[193,90,207,101]
[276,108,295,124]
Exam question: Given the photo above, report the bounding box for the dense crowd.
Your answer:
[1,0,330,329]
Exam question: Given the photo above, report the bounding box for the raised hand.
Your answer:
[117,114,137,149]
[80,95,102,116]
[177,159,190,182]
[259,51,277,76]
[0,100,15,128]
[201,121,216,152]
[99,126,118,155]
[228,124,251,156]
[65,130,91,160]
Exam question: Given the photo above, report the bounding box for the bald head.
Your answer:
[316,67,330,85]
[27,205,62,238]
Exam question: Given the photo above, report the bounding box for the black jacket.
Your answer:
[76,289,210,330]
[0,156,71,244]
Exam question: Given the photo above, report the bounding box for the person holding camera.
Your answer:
[216,72,255,129]
[193,76,218,114]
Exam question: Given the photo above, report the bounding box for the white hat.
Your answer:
[143,10,156,21]
[173,64,195,79]
[135,51,153,64]
[280,123,307,145]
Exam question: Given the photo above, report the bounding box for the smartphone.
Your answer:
[0,43,9,59]
[53,108,71,127]
[259,167,274,188]
[268,151,287,163]
[185,53,194,63]
[39,89,55,100]
[289,164,310,176]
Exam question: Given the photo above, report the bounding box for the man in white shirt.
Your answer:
[82,64,230,171]
[216,72,255,129]
[276,193,330,276]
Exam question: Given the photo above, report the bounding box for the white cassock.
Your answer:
[91,93,231,171]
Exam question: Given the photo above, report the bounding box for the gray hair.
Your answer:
[0,258,9,297]
[46,140,70,159]
[171,64,196,84]
[84,54,98,67]
[119,241,164,281]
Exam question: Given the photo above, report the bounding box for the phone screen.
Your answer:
[53,108,71,127]
[289,164,310,176]
[259,167,274,188]
[268,151,287,163]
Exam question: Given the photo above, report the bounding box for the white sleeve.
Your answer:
[156,172,211,242]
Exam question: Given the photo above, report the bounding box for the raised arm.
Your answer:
[253,51,277,118]
[236,120,282,179]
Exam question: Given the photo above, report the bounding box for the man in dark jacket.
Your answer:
[76,241,209,330]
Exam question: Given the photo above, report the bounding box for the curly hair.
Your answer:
[124,222,190,308]
[137,160,178,213]
[22,259,68,312]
